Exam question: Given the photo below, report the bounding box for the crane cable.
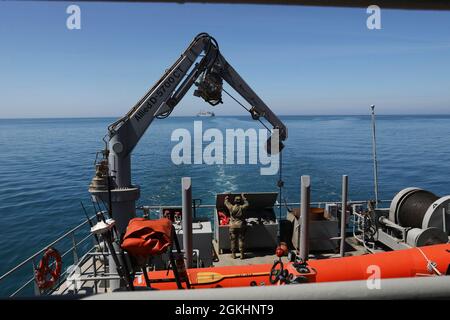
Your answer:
[222,88,273,132]
[222,87,285,230]
[416,247,442,276]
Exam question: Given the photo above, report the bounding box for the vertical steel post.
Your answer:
[370,105,379,206]
[182,177,193,269]
[93,255,98,294]
[32,258,41,296]
[340,175,348,257]
[443,207,447,233]
[71,232,79,265]
[299,175,311,261]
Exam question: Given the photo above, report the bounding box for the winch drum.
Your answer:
[389,188,439,228]
[406,227,448,247]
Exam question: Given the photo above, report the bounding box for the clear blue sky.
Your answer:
[1,2,450,117]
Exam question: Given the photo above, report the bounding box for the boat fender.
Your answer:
[34,247,62,290]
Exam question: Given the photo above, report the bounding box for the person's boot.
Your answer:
[240,251,245,260]
[231,252,237,259]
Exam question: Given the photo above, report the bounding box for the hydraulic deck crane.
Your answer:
[89,33,288,234]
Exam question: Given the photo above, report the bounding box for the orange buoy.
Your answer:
[34,247,62,290]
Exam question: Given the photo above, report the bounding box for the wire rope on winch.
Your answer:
[397,190,438,228]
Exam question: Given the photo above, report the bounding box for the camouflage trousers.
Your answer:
[229,227,246,253]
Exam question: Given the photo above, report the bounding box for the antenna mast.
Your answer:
[370,105,379,206]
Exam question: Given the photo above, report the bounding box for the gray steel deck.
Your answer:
[213,237,369,267]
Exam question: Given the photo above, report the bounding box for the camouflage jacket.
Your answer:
[224,197,249,228]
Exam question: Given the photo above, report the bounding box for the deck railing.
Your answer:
[138,199,391,210]
[0,216,96,297]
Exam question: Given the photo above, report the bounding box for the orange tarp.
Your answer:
[122,218,172,257]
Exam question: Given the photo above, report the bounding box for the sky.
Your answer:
[0,2,450,118]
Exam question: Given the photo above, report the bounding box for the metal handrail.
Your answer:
[0,215,96,297]
[0,216,94,283]
[49,246,102,296]
[8,234,98,297]
[138,199,391,210]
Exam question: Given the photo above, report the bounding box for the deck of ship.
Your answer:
[213,237,371,267]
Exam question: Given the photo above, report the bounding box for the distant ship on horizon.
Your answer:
[197,110,215,117]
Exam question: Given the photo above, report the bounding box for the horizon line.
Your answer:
[1,113,450,120]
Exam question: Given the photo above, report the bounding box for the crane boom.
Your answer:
[89,33,288,233]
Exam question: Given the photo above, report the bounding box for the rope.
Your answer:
[222,88,272,132]
[222,87,250,112]
[397,190,438,228]
[416,247,442,276]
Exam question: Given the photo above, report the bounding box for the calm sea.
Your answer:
[1,115,449,295]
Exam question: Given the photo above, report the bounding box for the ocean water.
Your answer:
[1,115,450,295]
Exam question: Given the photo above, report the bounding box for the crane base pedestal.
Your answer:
[89,186,140,234]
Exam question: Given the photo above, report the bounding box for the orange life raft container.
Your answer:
[134,243,450,290]
[122,218,173,257]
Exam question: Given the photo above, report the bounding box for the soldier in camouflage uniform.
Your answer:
[224,193,249,259]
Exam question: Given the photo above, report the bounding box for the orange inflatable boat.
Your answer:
[134,243,450,290]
